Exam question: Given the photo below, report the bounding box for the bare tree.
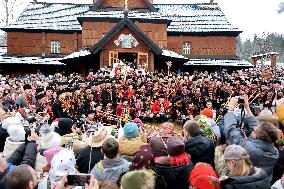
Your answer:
[0,0,27,26]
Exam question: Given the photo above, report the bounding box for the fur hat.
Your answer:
[40,126,62,150]
[121,170,155,189]
[7,125,26,142]
[2,116,22,129]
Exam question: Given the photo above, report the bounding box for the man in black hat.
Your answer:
[15,84,36,108]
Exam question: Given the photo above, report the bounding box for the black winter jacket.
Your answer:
[221,168,270,189]
[76,146,104,174]
[8,141,37,168]
[156,163,194,189]
[185,135,215,166]
[0,127,9,152]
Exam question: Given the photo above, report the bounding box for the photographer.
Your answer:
[224,96,279,181]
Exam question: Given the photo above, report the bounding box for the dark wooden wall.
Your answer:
[100,0,148,9]
[7,32,82,56]
[167,36,237,56]
[135,22,167,48]
[82,22,116,48]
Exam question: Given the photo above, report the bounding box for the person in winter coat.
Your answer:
[38,148,77,189]
[155,136,194,189]
[2,124,26,159]
[183,120,215,166]
[76,127,112,173]
[119,122,144,158]
[224,96,279,181]
[91,138,130,182]
[220,144,270,189]
[0,133,38,189]
[150,122,176,158]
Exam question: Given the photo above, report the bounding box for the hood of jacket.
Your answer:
[185,135,211,156]
[222,168,270,189]
[92,157,130,181]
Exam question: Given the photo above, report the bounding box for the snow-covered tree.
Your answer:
[279,2,284,13]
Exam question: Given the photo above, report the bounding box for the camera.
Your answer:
[238,97,245,104]
[67,174,91,186]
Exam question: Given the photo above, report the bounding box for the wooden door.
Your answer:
[109,51,119,66]
[138,52,148,70]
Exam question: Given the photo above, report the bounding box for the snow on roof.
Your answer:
[0,47,7,56]
[184,59,253,67]
[3,3,91,31]
[0,56,65,65]
[162,49,188,59]
[63,50,91,59]
[80,10,167,20]
[3,2,239,33]
[155,4,240,33]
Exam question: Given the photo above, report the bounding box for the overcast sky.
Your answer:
[1,0,284,41]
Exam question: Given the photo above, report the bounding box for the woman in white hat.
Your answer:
[77,126,112,174]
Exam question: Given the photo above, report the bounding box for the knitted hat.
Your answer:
[133,118,144,130]
[224,145,249,160]
[54,118,74,136]
[189,163,220,189]
[7,125,26,142]
[166,136,185,156]
[129,145,154,171]
[159,122,175,137]
[123,122,139,139]
[43,146,64,165]
[201,108,213,119]
[121,170,155,189]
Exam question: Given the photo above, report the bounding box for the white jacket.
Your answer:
[2,137,24,159]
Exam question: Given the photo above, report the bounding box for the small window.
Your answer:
[51,41,61,54]
[183,42,191,55]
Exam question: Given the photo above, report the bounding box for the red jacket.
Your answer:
[152,100,169,114]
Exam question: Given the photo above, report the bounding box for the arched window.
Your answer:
[183,42,191,55]
[51,41,61,54]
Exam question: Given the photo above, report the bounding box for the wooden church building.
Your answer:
[0,0,252,74]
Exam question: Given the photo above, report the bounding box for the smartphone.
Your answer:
[67,174,91,186]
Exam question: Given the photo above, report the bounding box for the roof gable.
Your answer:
[89,17,162,55]
[92,0,157,11]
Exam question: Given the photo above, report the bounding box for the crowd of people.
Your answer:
[0,65,283,189]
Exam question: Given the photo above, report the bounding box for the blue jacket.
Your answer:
[224,112,279,181]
